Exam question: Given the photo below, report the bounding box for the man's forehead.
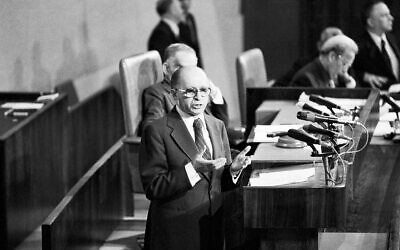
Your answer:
[178,72,209,88]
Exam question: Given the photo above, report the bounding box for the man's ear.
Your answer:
[328,51,337,62]
[162,62,169,77]
[367,17,373,29]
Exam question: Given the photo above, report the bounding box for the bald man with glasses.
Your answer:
[140,43,228,135]
[139,66,251,250]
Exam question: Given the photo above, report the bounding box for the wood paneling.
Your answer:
[42,140,128,250]
[0,93,68,249]
[66,87,125,190]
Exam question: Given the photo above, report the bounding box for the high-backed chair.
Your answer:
[236,48,273,125]
[119,50,163,193]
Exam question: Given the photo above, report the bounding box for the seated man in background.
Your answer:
[290,34,358,88]
[275,27,346,87]
[139,65,251,250]
[352,0,400,89]
[140,43,228,135]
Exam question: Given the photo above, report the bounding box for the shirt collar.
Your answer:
[176,106,205,127]
[368,31,388,49]
[162,18,180,38]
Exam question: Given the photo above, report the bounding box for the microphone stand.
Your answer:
[308,137,344,186]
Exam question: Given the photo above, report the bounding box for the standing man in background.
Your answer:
[178,0,203,68]
[148,0,185,62]
[352,0,400,89]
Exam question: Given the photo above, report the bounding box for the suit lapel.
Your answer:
[168,108,198,162]
[160,80,176,110]
[388,34,400,61]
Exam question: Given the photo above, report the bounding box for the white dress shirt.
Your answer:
[176,107,240,186]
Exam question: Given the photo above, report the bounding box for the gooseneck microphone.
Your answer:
[287,129,332,148]
[297,111,359,126]
[266,131,288,137]
[309,94,350,113]
[296,102,332,116]
[302,124,352,141]
[381,93,400,112]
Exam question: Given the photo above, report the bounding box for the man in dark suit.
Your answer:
[290,35,358,88]
[352,0,400,89]
[178,0,203,68]
[139,66,251,250]
[148,0,185,62]
[140,43,228,135]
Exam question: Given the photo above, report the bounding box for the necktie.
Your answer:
[381,39,393,72]
[193,118,212,160]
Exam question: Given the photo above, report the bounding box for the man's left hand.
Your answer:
[230,146,252,173]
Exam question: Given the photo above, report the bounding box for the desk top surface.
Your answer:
[0,92,60,139]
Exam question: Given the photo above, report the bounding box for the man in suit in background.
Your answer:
[140,43,228,135]
[352,0,400,89]
[148,0,185,62]
[139,66,251,250]
[290,35,358,88]
[275,27,344,86]
[178,0,203,68]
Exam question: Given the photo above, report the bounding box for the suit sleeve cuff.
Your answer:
[185,162,202,187]
[230,168,243,184]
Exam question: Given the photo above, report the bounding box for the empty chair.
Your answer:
[236,48,272,125]
[119,50,163,193]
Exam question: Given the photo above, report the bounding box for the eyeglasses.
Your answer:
[174,87,211,98]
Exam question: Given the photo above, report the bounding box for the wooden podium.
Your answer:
[0,93,68,249]
[240,87,380,249]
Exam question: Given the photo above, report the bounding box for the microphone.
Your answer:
[309,94,351,113]
[297,111,359,126]
[287,129,332,148]
[266,131,288,137]
[296,102,332,116]
[302,124,352,141]
[381,93,400,112]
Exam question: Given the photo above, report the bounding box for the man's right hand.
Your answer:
[364,72,388,88]
[192,148,226,173]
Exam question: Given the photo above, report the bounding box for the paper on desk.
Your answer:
[389,83,400,93]
[1,102,44,110]
[253,124,302,142]
[249,167,315,186]
[373,120,395,136]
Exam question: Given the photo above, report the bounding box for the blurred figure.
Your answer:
[140,43,228,135]
[352,0,400,89]
[290,34,358,88]
[148,0,185,62]
[178,0,203,67]
[275,27,345,86]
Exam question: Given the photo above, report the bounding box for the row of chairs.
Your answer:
[118,48,271,193]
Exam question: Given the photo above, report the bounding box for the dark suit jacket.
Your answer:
[139,108,234,250]
[290,58,350,88]
[140,79,229,135]
[179,13,203,68]
[148,20,180,61]
[352,31,400,89]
